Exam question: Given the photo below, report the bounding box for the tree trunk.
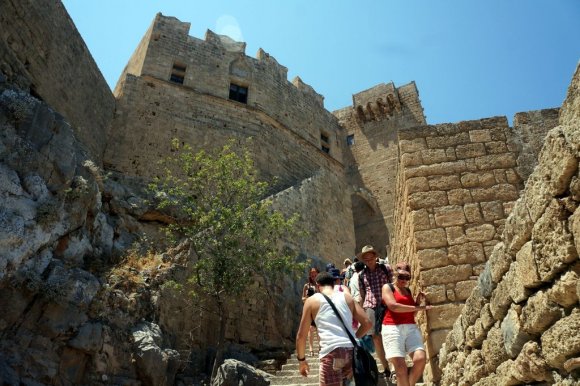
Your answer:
[210,302,227,381]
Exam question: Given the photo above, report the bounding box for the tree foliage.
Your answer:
[152,139,306,299]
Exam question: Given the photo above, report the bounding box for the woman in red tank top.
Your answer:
[380,262,432,386]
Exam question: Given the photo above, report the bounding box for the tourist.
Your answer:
[381,262,432,386]
[348,261,365,305]
[328,267,351,294]
[358,245,393,379]
[302,267,321,356]
[341,258,352,285]
[296,272,372,386]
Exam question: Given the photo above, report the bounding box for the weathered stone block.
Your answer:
[464,203,483,223]
[428,303,464,329]
[487,242,513,284]
[422,264,472,286]
[445,226,467,245]
[417,248,449,269]
[532,199,578,282]
[474,153,517,170]
[514,241,542,289]
[426,131,470,148]
[409,190,449,210]
[479,171,497,187]
[456,143,486,159]
[478,262,495,298]
[485,141,508,154]
[481,324,510,374]
[447,188,473,205]
[405,160,468,178]
[400,138,427,153]
[536,127,578,196]
[424,284,447,304]
[521,290,564,335]
[469,129,492,143]
[446,314,465,352]
[434,205,466,227]
[501,305,532,358]
[429,328,451,356]
[406,176,429,193]
[480,200,504,221]
[546,269,579,307]
[508,261,532,303]
[509,341,552,384]
[462,285,488,325]
[465,223,495,242]
[448,242,485,265]
[421,148,448,164]
[570,207,580,262]
[462,350,486,385]
[415,228,448,249]
[455,280,477,301]
[541,308,580,369]
[504,202,532,257]
[411,209,431,231]
[493,168,507,183]
[401,151,423,167]
[428,175,461,190]
[489,276,512,321]
[461,172,480,188]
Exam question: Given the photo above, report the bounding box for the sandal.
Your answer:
[309,350,314,357]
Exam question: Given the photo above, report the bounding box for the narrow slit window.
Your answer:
[321,145,330,154]
[229,83,248,104]
[321,133,329,143]
[170,61,186,84]
[347,134,355,146]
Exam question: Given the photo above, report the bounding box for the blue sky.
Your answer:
[62,1,579,125]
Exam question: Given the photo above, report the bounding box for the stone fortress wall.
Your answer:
[439,64,580,385]
[104,13,356,264]
[388,111,560,381]
[1,0,578,383]
[335,82,426,257]
[0,0,115,164]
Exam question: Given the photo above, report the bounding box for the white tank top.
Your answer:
[313,292,355,357]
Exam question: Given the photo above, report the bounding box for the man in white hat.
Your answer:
[357,245,393,379]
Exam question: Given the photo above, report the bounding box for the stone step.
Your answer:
[270,374,319,385]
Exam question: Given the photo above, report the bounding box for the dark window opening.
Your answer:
[347,134,355,146]
[229,83,248,104]
[170,62,186,85]
[321,145,330,154]
[321,133,329,143]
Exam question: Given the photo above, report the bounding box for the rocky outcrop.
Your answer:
[211,359,271,386]
[439,63,580,386]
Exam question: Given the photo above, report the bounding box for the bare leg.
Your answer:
[408,350,426,386]
[308,326,315,355]
[372,334,389,374]
[390,357,409,386]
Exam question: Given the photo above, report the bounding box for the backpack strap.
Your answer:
[321,293,360,348]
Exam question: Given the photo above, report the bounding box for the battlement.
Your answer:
[351,81,425,124]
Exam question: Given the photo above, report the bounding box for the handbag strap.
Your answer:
[321,293,360,348]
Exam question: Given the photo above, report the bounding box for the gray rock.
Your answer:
[132,322,180,386]
[68,322,103,353]
[211,359,271,386]
[0,163,23,196]
[22,174,49,201]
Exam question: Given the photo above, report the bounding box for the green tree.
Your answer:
[151,139,305,380]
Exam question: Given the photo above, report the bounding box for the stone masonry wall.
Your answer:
[110,14,344,164]
[0,0,115,163]
[438,64,580,386]
[390,117,526,382]
[334,82,425,257]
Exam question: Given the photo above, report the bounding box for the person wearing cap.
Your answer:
[357,245,393,379]
[381,262,432,386]
[328,267,351,294]
[296,271,371,386]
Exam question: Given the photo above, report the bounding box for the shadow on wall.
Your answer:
[351,192,389,258]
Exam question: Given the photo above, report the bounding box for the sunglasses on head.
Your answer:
[397,274,411,281]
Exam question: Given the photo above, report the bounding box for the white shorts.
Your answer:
[381,324,425,359]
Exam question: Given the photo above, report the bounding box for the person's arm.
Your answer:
[346,292,371,338]
[296,297,313,377]
[382,284,432,313]
[359,273,366,305]
[351,275,361,304]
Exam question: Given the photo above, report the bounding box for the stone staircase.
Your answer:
[269,348,431,385]
[269,350,392,386]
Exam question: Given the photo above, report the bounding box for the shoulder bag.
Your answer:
[321,294,379,386]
